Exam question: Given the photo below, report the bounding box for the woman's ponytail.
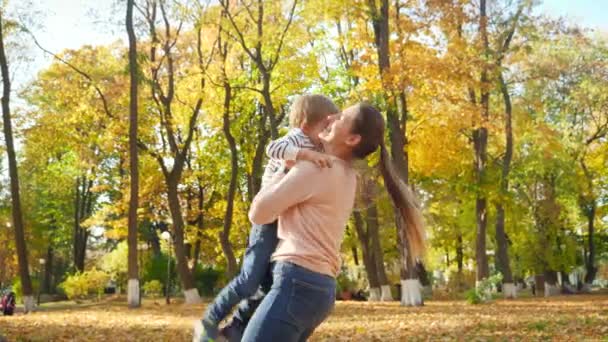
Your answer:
[349,102,426,264]
[378,142,426,264]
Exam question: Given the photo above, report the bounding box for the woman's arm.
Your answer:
[249,161,321,224]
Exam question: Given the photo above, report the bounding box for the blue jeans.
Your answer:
[241,261,336,342]
[203,222,278,325]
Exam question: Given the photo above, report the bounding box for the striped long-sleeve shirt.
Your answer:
[261,128,319,188]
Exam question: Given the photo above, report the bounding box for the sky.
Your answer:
[13,0,608,92]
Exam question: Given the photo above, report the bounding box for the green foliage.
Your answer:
[143,253,176,289]
[193,264,223,297]
[142,280,163,298]
[98,241,128,289]
[466,274,504,305]
[336,270,357,294]
[60,269,110,300]
[465,288,483,305]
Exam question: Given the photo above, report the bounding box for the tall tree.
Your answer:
[352,174,391,301]
[137,0,216,303]
[473,0,490,282]
[74,174,94,272]
[493,2,526,298]
[366,0,421,306]
[216,19,239,277]
[126,0,140,308]
[0,9,35,312]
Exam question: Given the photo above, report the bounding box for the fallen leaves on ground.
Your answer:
[0,294,607,341]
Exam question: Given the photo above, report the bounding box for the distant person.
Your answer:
[193,95,339,342]
[1,289,16,316]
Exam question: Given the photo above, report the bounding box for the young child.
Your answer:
[194,94,339,342]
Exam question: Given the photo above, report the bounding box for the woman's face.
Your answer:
[319,105,360,152]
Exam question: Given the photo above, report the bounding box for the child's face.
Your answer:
[302,116,334,145]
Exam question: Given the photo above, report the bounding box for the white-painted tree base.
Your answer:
[192,319,203,342]
[380,285,393,301]
[400,279,423,306]
[23,295,35,313]
[184,288,201,304]
[503,283,517,299]
[368,287,381,301]
[127,279,140,307]
[544,283,561,297]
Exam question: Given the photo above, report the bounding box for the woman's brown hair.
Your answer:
[351,103,426,264]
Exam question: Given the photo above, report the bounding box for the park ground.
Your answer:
[1,294,608,341]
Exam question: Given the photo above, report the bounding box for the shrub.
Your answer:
[143,253,176,290]
[336,271,357,295]
[193,265,223,297]
[466,273,503,304]
[142,280,163,298]
[60,268,110,300]
[465,288,483,304]
[99,241,128,290]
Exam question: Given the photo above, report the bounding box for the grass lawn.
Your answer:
[1,294,607,341]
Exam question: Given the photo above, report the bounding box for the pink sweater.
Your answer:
[249,159,357,277]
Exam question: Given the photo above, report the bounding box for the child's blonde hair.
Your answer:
[289,94,339,128]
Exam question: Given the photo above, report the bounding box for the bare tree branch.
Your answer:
[218,0,257,61]
[25,30,115,119]
[269,0,298,70]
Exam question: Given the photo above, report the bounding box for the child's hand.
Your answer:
[284,160,296,169]
[298,150,332,168]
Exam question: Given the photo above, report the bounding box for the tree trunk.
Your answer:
[474,0,490,283]
[396,217,421,305]
[495,72,514,297]
[0,12,34,312]
[150,223,161,257]
[43,246,53,294]
[366,203,392,301]
[353,211,380,301]
[166,178,200,303]
[580,162,597,286]
[220,81,238,278]
[367,0,420,306]
[141,0,203,304]
[456,234,464,273]
[126,0,140,308]
[191,183,204,270]
[73,177,92,273]
[389,100,411,275]
[351,247,359,266]
[544,270,560,297]
[73,177,82,271]
[584,203,597,285]
[261,74,279,139]
[249,105,269,198]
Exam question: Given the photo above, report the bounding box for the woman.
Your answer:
[238,103,425,341]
